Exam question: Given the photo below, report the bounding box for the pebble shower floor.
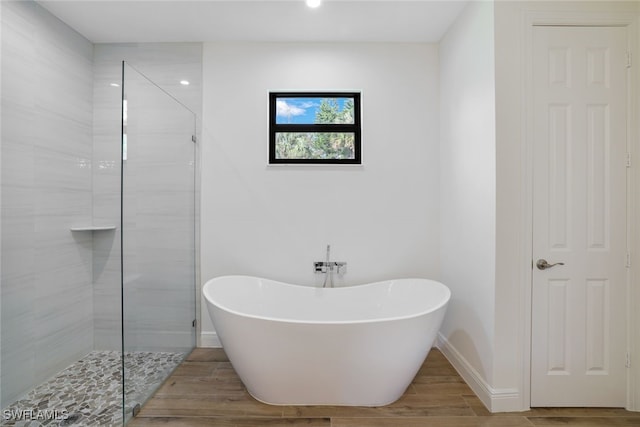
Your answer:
[1,351,185,426]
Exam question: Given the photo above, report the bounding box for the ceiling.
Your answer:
[36,0,469,44]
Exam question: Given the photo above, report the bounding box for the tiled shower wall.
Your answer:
[0,0,94,408]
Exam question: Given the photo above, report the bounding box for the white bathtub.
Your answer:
[202,275,450,406]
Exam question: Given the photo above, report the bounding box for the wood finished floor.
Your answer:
[129,348,640,426]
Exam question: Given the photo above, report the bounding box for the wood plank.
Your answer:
[137,395,284,418]
[186,348,229,362]
[527,417,640,426]
[332,416,535,427]
[281,394,475,418]
[525,408,640,417]
[129,417,331,426]
[170,361,218,377]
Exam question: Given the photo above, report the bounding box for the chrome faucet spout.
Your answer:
[322,244,333,288]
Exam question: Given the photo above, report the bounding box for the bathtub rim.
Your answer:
[203,275,451,326]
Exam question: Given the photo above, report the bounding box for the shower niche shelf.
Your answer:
[70,225,117,232]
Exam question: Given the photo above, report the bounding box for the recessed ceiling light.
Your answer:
[180,80,190,86]
[306,0,321,8]
[110,83,120,87]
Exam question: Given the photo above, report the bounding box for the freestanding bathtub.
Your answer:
[202,275,450,406]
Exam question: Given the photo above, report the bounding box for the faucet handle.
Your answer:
[335,262,347,275]
[314,261,328,273]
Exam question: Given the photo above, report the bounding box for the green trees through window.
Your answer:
[269,93,361,164]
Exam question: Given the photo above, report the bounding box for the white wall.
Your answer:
[493,0,529,409]
[1,0,94,407]
[438,0,496,408]
[200,42,440,340]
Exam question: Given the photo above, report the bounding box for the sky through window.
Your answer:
[275,97,353,124]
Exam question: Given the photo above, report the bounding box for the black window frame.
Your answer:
[269,91,362,164]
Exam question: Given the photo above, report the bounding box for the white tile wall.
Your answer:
[1,0,94,408]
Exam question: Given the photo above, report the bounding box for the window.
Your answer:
[269,92,361,164]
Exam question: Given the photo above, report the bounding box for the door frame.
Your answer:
[520,10,639,410]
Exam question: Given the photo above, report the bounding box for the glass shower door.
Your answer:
[120,62,196,424]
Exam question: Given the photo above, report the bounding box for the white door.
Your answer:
[531,26,628,407]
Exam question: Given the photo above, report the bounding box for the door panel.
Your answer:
[531,26,628,407]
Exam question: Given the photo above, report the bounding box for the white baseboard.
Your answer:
[435,333,523,413]
[200,331,222,348]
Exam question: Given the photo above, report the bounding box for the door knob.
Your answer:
[536,259,565,270]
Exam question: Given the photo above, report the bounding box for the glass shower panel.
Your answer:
[120,62,196,423]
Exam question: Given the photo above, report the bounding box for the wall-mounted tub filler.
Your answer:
[314,245,346,288]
